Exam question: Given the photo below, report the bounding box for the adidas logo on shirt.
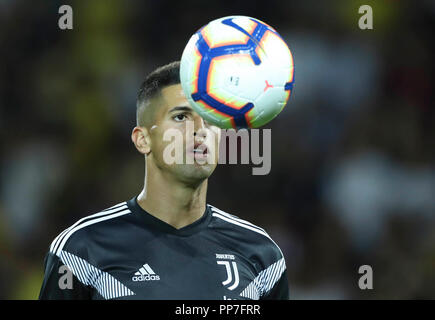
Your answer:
[132,263,160,281]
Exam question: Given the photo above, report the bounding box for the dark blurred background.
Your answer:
[0,0,434,299]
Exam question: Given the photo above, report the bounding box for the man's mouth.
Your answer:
[188,143,209,159]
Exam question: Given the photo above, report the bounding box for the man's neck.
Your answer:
[136,163,208,230]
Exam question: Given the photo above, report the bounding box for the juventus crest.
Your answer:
[216,254,239,291]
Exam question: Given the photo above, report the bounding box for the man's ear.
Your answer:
[131,126,151,155]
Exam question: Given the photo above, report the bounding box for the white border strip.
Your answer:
[54,208,131,257]
[50,202,127,253]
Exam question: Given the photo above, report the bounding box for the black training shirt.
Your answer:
[39,197,289,300]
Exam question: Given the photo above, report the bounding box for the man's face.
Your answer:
[148,84,221,184]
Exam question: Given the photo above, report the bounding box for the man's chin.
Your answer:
[175,163,216,185]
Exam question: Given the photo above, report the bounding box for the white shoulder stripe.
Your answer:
[211,209,284,258]
[210,206,267,233]
[50,226,72,253]
[50,202,127,253]
[54,208,131,257]
[52,206,130,257]
[212,212,270,239]
[101,202,127,212]
[60,250,135,299]
[239,257,286,300]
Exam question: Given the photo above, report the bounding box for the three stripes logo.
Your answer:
[132,264,160,282]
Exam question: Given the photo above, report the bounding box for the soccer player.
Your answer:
[39,61,289,300]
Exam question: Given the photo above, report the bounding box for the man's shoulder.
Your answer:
[48,201,131,258]
[208,204,272,239]
[207,204,284,262]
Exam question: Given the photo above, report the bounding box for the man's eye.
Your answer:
[173,114,187,122]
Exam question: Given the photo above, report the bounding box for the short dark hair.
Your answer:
[136,61,181,126]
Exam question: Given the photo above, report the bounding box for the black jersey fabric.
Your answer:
[39,196,289,300]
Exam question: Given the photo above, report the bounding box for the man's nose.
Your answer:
[193,116,207,139]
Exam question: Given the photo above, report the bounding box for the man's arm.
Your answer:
[261,269,290,300]
[39,252,92,300]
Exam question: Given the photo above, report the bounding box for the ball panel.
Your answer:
[190,46,202,94]
[191,95,237,129]
[180,33,200,98]
[207,54,255,110]
[254,43,267,65]
[201,22,250,48]
[250,86,287,128]
[230,17,258,35]
[259,86,287,112]
[249,17,277,33]
[201,107,235,129]
[283,89,291,106]
[259,30,292,68]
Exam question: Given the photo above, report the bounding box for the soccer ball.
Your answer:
[180,15,295,129]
